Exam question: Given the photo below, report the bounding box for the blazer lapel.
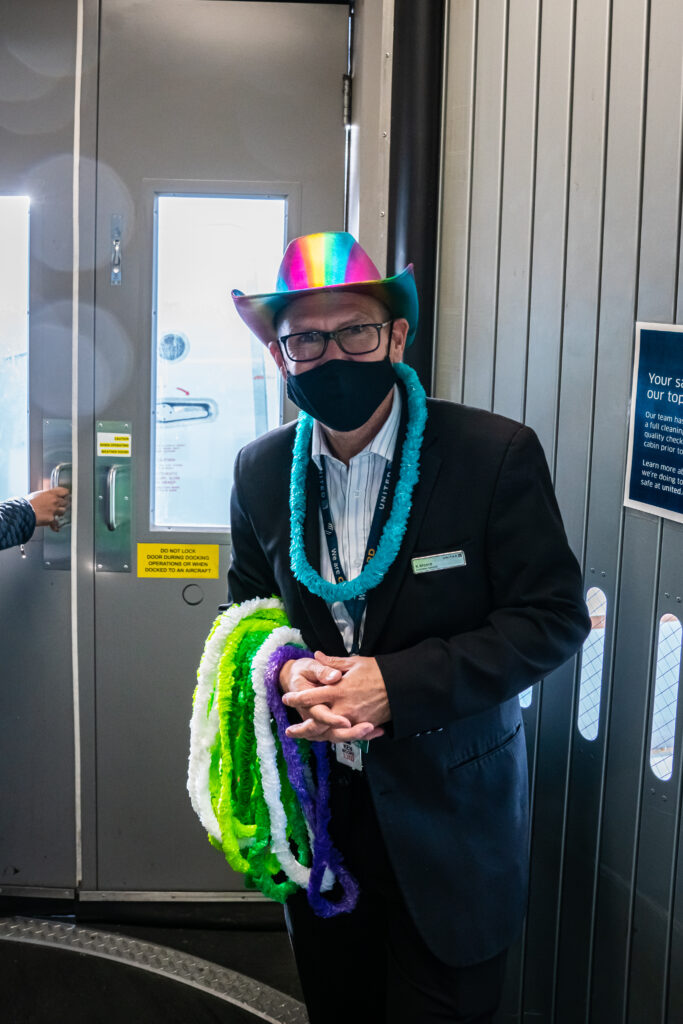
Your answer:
[294,458,347,655]
[360,423,442,654]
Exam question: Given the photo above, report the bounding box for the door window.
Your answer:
[0,196,30,498]
[151,194,286,530]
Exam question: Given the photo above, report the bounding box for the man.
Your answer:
[229,231,590,1023]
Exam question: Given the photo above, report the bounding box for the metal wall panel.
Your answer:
[522,668,576,1019]
[626,2,683,1020]
[436,0,683,1020]
[667,177,683,1024]
[629,529,683,1024]
[553,2,611,1020]
[553,0,609,558]
[517,3,576,1020]
[462,0,506,411]
[433,0,476,402]
[480,5,540,1015]
[523,0,574,461]
[387,0,445,386]
[584,1,649,1020]
[594,515,660,1023]
[491,0,538,424]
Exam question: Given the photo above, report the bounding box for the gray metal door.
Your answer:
[0,0,80,897]
[0,0,347,900]
[88,0,348,895]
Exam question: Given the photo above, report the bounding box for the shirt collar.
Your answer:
[311,383,402,469]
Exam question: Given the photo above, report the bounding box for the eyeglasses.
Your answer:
[278,320,393,363]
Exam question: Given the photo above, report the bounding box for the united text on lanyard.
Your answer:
[317,458,393,655]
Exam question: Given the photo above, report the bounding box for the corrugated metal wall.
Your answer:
[435,1,683,1021]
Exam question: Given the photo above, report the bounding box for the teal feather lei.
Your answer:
[289,361,427,603]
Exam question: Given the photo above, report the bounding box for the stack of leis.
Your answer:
[188,596,358,916]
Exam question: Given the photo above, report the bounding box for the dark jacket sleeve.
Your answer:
[376,425,591,740]
[0,498,36,551]
[227,447,280,604]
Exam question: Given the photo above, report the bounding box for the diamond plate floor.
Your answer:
[0,916,308,1024]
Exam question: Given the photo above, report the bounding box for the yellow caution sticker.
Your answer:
[97,432,132,457]
[137,543,220,578]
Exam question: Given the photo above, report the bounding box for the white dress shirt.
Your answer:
[311,385,402,652]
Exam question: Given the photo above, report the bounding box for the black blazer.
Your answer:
[228,397,590,966]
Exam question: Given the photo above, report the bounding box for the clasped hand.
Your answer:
[280,652,390,743]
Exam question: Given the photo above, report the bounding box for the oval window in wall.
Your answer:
[577,587,607,741]
[649,614,683,781]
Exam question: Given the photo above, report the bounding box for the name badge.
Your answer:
[335,741,364,771]
[411,550,466,575]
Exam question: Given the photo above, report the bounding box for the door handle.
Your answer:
[50,461,72,489]
[105,464,123,531]
[49,461,72,528]
[156,398,217,424]
[43,419,72,568]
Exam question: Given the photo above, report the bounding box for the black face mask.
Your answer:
[286,357,397,432]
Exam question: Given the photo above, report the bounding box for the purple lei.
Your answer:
[264,644,359,916]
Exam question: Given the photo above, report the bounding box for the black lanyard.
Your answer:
[317,458,392,654]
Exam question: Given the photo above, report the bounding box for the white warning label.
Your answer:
[97,432,132,457]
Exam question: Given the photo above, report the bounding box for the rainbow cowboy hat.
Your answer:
[232,231,419,347]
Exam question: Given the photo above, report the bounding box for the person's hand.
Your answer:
[282,652,389,742]
[27,487,70,531]
[279,656,366,742]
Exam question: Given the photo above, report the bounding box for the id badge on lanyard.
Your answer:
[335,740,364,771]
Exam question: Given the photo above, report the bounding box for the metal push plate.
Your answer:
[43,418,72,570]
[95,419,132,572]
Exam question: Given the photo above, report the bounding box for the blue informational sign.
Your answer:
[625,323,683,524]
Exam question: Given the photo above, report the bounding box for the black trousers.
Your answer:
[284,761,507,1024]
